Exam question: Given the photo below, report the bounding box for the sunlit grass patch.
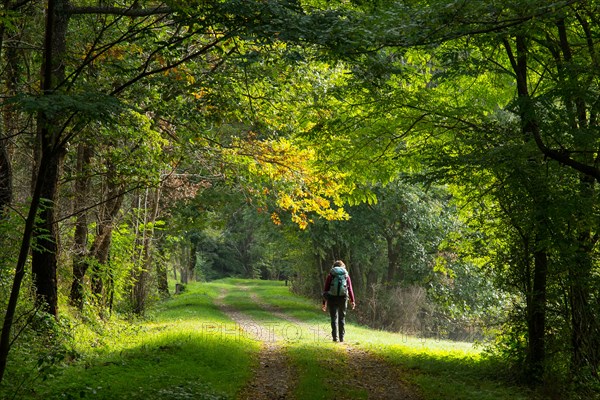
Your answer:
[228,278,324,322]
[288,342,366,400]
[39,333,254,400]
[28,281,259,400]
[216,278,531,400]
[347,325,530,400]
[13,279,532,400]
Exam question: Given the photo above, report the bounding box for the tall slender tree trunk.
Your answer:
[350,261,364,296]
[366,269,378,295]
[0,145,55,383]
[131,186,161,314]
[505,34,549,382]
[180,244,189,284]
[569,233,599,377]
[30,0,70,316]
[156,243,169,297]
[188,240,197,281]
[0,0,25,216]
[0,141,10,215]
[89,166,125,304]
[31,147,64,315]
[385,235,401,283]
[69,144,93,308]
[0,1,11,215]
[527,247,547,380]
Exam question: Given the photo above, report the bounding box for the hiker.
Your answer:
[321,260,355,342]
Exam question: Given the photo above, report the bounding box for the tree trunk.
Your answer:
[189,239,197,281]
[89,186,124,303]
[0,2,24,217]
[69,143,93,309]
[30,0,70,316]
[350,261,364,296]
[527,247,547,381]
[569,233,599,377]
[89,225,114,300]
[180,244,189,284]
[505,34,549,382]
[131,186,161,314]
[366,269,378,295]
[156,244,169,297]
[31,147,64,315]
[0,140,10,215]
[385,235,401,283]
[0,1,12,216]
[87,162,124,306]
[0,146,54,383]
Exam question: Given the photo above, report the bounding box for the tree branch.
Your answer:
[109,34,234,96]
[68,5,172,17]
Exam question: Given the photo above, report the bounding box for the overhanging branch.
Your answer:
[68,5,172,17]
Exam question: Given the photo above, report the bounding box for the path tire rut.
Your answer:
[215,290,297,400]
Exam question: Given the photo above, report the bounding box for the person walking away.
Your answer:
[322,260,355,342]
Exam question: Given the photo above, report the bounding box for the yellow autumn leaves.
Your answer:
[225,136,351,229]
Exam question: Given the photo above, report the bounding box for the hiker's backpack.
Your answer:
[328,266,348,297]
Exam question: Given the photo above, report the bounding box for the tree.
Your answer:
[225,0,600,385]
[316,0,600,384]
[0,0,261,382]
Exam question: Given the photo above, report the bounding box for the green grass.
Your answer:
[3,278,532,400]
[228,278,532,400]
[288,343,366,400]
[6,282,259,400]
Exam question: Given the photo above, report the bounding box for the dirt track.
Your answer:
[216,289,421,400]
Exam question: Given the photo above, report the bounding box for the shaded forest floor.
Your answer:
[2,279,534,400]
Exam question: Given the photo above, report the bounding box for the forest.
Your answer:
[1,0,600,398]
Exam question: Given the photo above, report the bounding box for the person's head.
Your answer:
[333,260,346,269]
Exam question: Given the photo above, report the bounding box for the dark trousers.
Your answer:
[327,295,347,341]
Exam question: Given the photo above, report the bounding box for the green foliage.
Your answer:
[13,92,123,123]
[106,223,138,308]
[291,177,501,339]
[1,311,78,398]
[3,0,599,394]
[0,208,23,295]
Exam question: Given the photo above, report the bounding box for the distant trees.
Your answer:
[290,179,496,338]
